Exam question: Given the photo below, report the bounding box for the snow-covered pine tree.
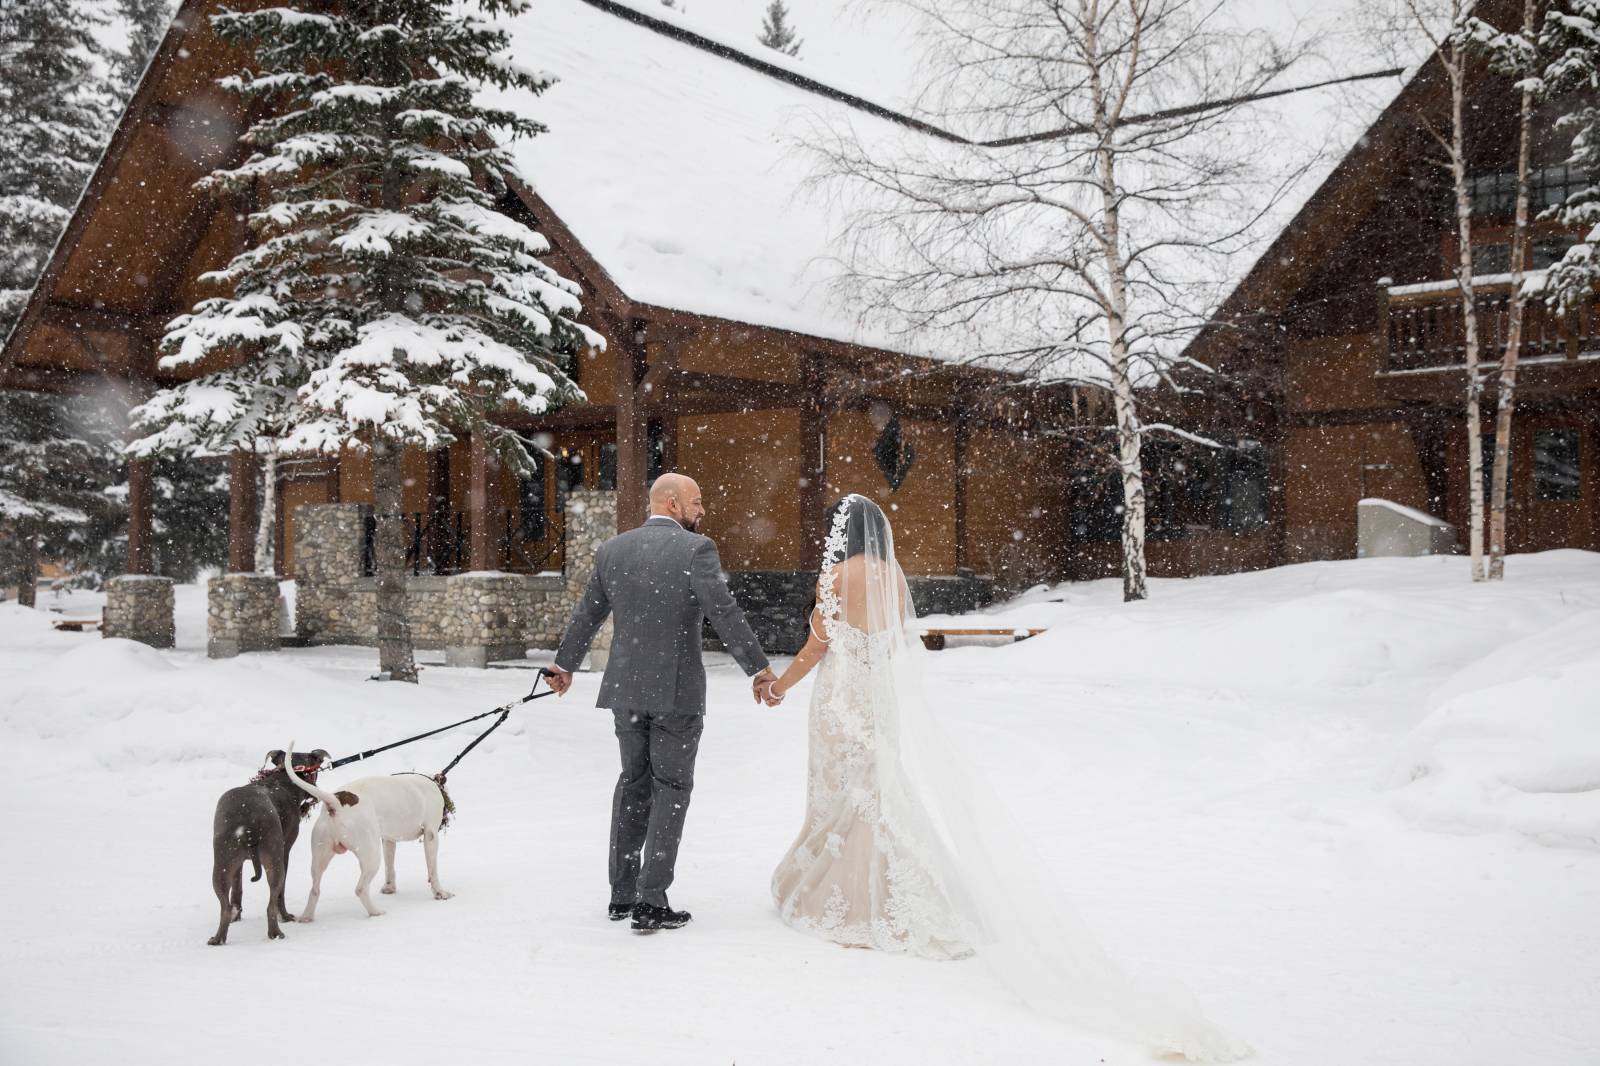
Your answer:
[758,0,803,57]
[114,0,178,97]
[0,0,114,340]
[1539,1,1600,306]
[128,0,598,683]
[0,391,112,606]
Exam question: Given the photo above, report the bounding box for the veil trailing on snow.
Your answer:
[816,493,1249,1062]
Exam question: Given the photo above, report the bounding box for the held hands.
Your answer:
[752,668,784,707]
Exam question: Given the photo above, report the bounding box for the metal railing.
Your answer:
[362,508,564,577]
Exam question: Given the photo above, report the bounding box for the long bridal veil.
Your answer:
[821,494,1249,1062]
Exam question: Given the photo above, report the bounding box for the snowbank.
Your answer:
[4,554,1599,1066]
[1383,611,1600,850]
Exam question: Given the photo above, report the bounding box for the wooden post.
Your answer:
[427,448,452,573]
[468,434,495,571]
[127,457,156,575]
[798,354,827,569]
[615,319,650,531]
[954,412,972,571]
[227,452,260,572]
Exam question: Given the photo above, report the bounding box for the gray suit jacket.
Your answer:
[553,516,770,715]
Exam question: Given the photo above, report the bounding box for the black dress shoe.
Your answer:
[608,903,633,921]
[631,902,692,932]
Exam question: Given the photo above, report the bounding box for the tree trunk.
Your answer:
[16,530,39,608]
[372,440,418,683]
[1448,56,1487,582]
[1487,0,1536,582]
[254,447,277,575]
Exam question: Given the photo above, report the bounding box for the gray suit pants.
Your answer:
[610,709,704,909]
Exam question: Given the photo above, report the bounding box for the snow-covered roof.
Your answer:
[484,0,1406,364]
[484,0,924,352]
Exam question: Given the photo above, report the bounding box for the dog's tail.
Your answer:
[282,740,342,814]
[249,856,263,882]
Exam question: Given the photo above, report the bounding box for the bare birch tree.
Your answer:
[1462,0,1543,581]
[1367,0,1491,579]
[807,0,1305,601]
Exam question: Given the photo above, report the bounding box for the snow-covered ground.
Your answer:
[3,552,1598,1065]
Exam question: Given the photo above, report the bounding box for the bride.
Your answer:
[763,494,1250,1062]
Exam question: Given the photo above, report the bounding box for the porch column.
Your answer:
[227,451,260,573]
[126,457,156,575]
[798,353,827,569]
[615,318,649,531]
[468,433,495,571]
[954,414,971,571]
[426,448,452,573]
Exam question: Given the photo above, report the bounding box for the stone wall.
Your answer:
[207,574,281,658]
[292,492,613,666]
[292,492,991,666]
[103,575,175,648]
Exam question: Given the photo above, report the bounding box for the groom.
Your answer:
[546,472,780,932]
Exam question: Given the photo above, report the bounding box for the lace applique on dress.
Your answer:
[771,618,974,961]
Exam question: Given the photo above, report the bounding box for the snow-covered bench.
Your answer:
[50,618,100,632]
[918,627,1046,651]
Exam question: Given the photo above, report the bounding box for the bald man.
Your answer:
[548,472,778,932]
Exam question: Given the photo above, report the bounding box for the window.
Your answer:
[598,442,618,491]
[648,420,667,482]
[518,452,546,541]
[1468,165,1589,219]
[1204,440,1270,531]
[559,448,584,492]
[1068,438,1269,543]
[1535,429,1581,501]
[1070,470,1122,543]
[1480,433,1503,505]
[1470,236,1577,276]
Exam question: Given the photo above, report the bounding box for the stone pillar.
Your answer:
[562,489,617,670]
[294,503,370,643]
[444,572,527,668]
[208,574,282,658]
[102,575,175,648]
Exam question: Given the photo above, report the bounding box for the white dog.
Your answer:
[283,742,454,921]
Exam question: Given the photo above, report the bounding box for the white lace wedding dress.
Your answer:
[770,495,1251,1063]
[771,617,975,959]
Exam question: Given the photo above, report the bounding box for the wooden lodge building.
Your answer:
[1176,0,1600,566]
[2,0,1596,657]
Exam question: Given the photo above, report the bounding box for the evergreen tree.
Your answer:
[129,0,598,682]
[114,0,178,96]
[0,0,114,340]
[0,391,113,606]
[758,0,803,57]
[1538,0,1600,308]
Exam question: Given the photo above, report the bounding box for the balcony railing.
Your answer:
[1380,274,1599,374]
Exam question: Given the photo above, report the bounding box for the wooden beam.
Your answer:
[665,369,810,406]
[798,353,827,569]
[615,318,650,531]
[227,452,259,573]
[127,457,156,575]
[954,414,971,571]
[468,431,495,571]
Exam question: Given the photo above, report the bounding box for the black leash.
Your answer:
[328,669,557,772]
